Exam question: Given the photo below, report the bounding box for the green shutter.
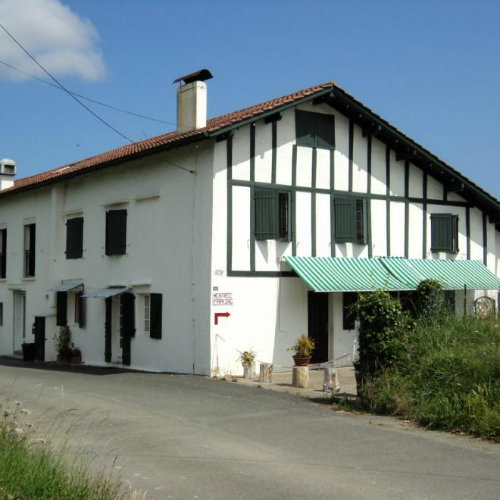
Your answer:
[295,110,316,148]
[106,210,127,255]
[78,292,86,328]
[150,294,162,339]
[0,229,6,279]
[431,214,458,252]
[56,291,67,327]
[315,113,335,149]
[255,190,279,240]
[66,217,83,259]
[334,197,356,242]
[28,224,36,276]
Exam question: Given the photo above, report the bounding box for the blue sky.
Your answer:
[1,0,499,198]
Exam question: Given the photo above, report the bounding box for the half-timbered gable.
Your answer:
[0,74,499,375]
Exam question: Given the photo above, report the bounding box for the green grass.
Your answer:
[353,315,500,439]
[0,423,124,500]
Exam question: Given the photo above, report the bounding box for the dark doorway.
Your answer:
[33,316,45,361]
[308,292,329,363]
[105,297,112,363]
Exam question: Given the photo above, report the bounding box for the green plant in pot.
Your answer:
[54,326,82,364]
[288,334,315,366]
[239,350,256,379]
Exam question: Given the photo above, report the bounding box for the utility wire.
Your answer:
[0,58,173,126]
[0,22,134,143]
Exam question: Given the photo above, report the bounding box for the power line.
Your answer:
[0,22,134,143]
[0,58,173,126]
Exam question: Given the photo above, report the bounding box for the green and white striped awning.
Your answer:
[381,257,500,291]
[284,256,500,292]
[284,257,412,292]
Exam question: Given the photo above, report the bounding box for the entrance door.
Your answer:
[33,316,45,361]
[104,297,112,362]
[120,292,135,366]
[13,292,26,353]
[308,292,329,363]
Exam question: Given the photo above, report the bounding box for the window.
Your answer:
[343,292,358,330]
[334,197,367,244]
[0,229,6,279]
[295,110,334,149]
[66,217,83,259]
[24,223,36,277]
[74,291,85,328]
[105,209,127,255]
[254,190,290,241]
[56,291,67,327]
[430,214,458,253]
[146,293,162,339]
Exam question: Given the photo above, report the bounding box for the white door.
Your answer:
[13,292,26,353]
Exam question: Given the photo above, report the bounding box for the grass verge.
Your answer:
[0,422,124,500]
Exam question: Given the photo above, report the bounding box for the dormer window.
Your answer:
[295,110,334,149]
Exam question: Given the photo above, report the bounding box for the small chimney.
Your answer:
[173,69,213,133]
[0,158,16,190]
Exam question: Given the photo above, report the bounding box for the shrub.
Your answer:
[355,291,414,378]
[414,279,446,322]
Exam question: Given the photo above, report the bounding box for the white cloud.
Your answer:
[0,0,106,81]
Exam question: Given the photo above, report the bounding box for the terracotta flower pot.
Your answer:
[293,355,311,366]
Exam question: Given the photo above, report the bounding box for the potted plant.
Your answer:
[239,350,256,379]
[288,334,315,366]
[54,326,82,364]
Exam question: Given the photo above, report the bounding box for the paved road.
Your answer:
[1,363,499,500]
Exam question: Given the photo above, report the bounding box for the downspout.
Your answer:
[463,284,467,316]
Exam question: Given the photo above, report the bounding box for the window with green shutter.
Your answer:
[66,217,83,259]
[105,209,127,255]
[430,214,458,253]
[334,197,367,244]
[296,110,334,149]
[255,189,290,241]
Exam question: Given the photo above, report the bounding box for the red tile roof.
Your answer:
[2,82,334,196]
[2,80,499,217]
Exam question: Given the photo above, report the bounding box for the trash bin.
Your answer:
[22,342,36,362]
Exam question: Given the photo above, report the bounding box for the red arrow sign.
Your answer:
[214,312,231,325]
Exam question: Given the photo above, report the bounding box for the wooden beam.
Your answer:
[362,122,382,137]
[264,112,282,124]
[444,182,465,194]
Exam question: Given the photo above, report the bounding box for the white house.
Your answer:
[1,70,499,375]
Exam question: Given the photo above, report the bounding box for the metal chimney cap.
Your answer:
[173,69,213,85]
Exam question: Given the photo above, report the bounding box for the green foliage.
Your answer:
[239,350,256,364]
[0,424,123,500]
[358,315,500,439]
[288,334,315,357]
[414,279,446,322]
[355,291,414,379]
